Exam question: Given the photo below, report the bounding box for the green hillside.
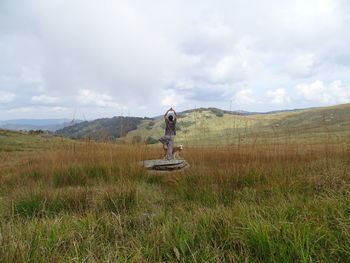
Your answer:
[56,116,149,140]
[0,129,64,153]
[122,104,350,145]
[0,129,70,170]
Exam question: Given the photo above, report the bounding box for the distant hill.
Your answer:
[122,103,350,145]
[11,104,350,144]
[0,119,82,131]
[56,116,149,140]
[152,107,304,119]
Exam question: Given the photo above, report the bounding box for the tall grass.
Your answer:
[1,139,350,262]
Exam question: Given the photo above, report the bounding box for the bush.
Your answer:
[210,108,224,117]
[145,136,158,144]
[132,135,142,144]
[146,121,156,130]
[13,196,42,218]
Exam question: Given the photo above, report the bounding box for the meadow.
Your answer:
[1,128,350,262]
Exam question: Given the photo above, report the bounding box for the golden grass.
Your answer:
[1,138,350,262]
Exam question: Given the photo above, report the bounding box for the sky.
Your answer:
[1,0,350,120]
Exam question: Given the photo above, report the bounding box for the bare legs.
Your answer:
[166,135,174,160]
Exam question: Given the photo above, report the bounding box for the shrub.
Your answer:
[86,166,109,181]
[145,137,158,145]
[210,108,224,117]
[132,135,142,144]
[13,196,42,218]
[146,121,156,130]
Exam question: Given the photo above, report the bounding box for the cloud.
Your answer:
[296,80,350,104]
[21,66,43,84]
[77,89,119,108]
[1,0,350,118]
[267,88,290,104]
[161,90,185,107]
[31,94,59,104]
[286,54,318,78]
[0,91,15,104]
[7,106,68,113]
[207,55,250,83]
[232,89,255,104]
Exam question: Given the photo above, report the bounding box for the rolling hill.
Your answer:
[52,103,350,145]
[56,116,150,140]
[122,104,350,145]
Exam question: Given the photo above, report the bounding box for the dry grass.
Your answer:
[1,139,350,262]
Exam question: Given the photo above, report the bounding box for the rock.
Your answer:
[142,159,184,168]
[141,159,189,172]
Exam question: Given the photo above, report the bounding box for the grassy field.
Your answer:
[1,129,350,262]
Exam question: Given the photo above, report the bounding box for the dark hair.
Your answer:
[168,115,173,121]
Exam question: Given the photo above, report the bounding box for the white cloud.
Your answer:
[7,107,32,113]
[77,89,119,108]
[1,0,350,118]
[267,88,290,104]
[286,54,318,78]
[173,80,196,90]
[161,90,185,107]
[201,21,232,40]
[21,66,43,84]
[52,106,68,111]
[0,91,15,104]
[208,56,236,83]
[7,106,68,113]
[296,80,350,104]
[232,89,255,104]
[206,39,256,84]
[31,94,59,104]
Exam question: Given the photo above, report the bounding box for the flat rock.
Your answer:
[141,159,189,172]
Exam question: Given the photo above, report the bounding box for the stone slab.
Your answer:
[141,159,189,172]
[142,159,185,169]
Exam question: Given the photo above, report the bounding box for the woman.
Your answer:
[159,107,177,160]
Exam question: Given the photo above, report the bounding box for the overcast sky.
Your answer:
[1,0,350,120]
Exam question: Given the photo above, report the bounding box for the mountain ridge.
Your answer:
[3,104,350,145]
[56,116,151,140]
[0,119,82,131]
[123,103,350,145]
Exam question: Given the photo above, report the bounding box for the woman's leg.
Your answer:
[166,135,174,160]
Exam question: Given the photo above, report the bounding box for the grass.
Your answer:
[1,130,350,262]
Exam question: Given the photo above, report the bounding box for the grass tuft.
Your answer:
[102,185,138,213]
[52,167,89,187]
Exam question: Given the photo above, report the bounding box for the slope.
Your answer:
[56,116,150,140]
[122,104,350,145]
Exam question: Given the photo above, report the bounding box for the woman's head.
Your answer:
[168,115,174,121]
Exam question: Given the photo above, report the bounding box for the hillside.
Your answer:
[53,104,350,144]
[0,129,66,154]
[122,104,350,145]
[56,116,149,140]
